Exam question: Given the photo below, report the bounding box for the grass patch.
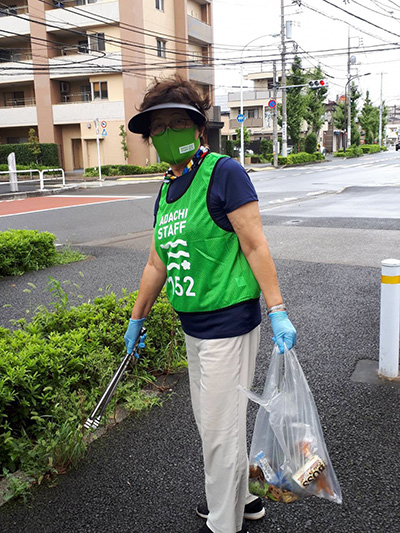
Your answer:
[0,283,186,502]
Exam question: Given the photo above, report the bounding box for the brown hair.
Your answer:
[139,76,211,141]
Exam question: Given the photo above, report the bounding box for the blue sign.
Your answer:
[237,114,245,123]
[101,129,107,137]
[268,99,277,109]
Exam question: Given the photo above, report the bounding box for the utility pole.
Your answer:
[379,72,383,147]
[273,61,278,168]
[347,27,352,148]
[94,118,103,183]
[280,0,287,156]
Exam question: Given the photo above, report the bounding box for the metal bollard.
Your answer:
[379,259,400,378]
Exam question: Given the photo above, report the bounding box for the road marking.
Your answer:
[0,195,151,218]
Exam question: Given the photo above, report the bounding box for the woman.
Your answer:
[125,77,296,533]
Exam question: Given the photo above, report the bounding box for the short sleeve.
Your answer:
[208,157,258,231]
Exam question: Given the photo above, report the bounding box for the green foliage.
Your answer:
[260,138,273,157]
[0,286,186,483]
[119,125,129,163]
[359,91,380,144]
[84,162,169,177]
[283,56,307,151]
[0,143,59,167]
[333,82,362,145]
[28,129,41,163]
[225,139,235,158]
[305,132,318,154]
[277,151,322,166]
[360,144,381,154]
[334,146,363,158]
[234,126,250,148]
[0,230,84,277]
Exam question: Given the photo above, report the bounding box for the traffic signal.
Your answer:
[308,79,328,89]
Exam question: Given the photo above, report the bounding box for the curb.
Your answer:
[0,184,81,202]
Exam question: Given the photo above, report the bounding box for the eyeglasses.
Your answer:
[150,118,195,137]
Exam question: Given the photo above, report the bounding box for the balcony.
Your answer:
[229,118,263,129]
[46,1,119,32]
[0,6,30,37]
[0,105,37,127]
[228,90,275,105]
[52,99,124,124]
[187,15,212,45]
[189,62,214,85]
[0,60,34,83]
[49,52,122,77]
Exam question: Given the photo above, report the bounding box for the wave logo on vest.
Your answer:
[160,239,196,298]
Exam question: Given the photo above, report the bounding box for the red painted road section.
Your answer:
[0,196,132,217]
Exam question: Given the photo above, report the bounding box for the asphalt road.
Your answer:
[1,153,400,532]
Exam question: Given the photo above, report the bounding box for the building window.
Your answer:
[92,81,108,100]
[78,39,88,54]
[80,85,91,101]
[156,39,166,58]
[155,0,164,11]
[4,91,25,106]
[246,109,258,119]
[89,33,106,52]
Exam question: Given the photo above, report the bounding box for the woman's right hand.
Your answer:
[124,318,146,354]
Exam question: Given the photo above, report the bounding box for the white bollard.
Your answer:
[379,259,400,378]
[8,152,18,192]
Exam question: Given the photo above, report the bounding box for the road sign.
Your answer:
[237,114,245,123]
[101,121,107,128]
[101,129,107,137]
[268,99,277,109]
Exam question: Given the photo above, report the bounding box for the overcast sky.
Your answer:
[212,0,400,108]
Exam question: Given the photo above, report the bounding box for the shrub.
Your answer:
[260,138,273,157]
[277,156,288,165]
[305,133,318,154]
[84,163,169,178]
[0,143,59,167]
[0,230,84,277]
[288,152,317,165]
[0,230,57,277]
[0,286,185,481]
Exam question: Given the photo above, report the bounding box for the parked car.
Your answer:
[396,141,400,151]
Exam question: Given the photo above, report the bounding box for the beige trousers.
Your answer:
[185,326,260,533]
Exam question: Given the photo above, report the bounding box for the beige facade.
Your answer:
[0,0,214,171]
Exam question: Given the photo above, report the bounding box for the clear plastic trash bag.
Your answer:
[240,346,342,504]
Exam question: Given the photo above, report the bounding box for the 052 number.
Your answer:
[167,276,196,297]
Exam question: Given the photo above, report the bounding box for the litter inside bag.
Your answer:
[241,346,342,504]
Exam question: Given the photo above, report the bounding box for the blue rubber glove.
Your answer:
[269,311,297,354]
[124,318,146,355]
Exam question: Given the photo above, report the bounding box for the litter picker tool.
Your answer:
[84,328,146,430]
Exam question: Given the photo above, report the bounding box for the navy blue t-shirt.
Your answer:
[154,155,262,339]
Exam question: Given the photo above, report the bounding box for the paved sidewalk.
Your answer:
[0,227,399,532]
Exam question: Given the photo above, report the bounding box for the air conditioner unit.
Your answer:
[60,81,70,94]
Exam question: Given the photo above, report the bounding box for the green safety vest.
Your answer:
[154,152,261,313]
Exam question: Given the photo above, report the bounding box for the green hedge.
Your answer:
[0,286,185,481]
[84,162,169,177]
[334,146,363,158]
[0,230,58,277]
[0,144,59,167]
[360,144,382,154]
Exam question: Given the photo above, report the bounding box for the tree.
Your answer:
[28,128,41,164]
[304,65,328,134]
[359,91,379,144]
[305,132,317,154]
[234,125,250,149]
[279,56,307,152]
[119,125,129,163]
[333,82,361,146]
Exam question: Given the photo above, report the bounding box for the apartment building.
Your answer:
[227,71,283,143]
[0,0,215,170]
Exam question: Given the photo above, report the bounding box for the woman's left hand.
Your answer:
[269,311,297,354]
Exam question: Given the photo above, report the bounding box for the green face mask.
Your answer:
[151,126,200,165]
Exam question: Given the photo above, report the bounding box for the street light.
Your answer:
[239,33,279,166]
[345,72,371,147]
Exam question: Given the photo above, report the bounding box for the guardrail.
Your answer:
[0,168,65,192]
